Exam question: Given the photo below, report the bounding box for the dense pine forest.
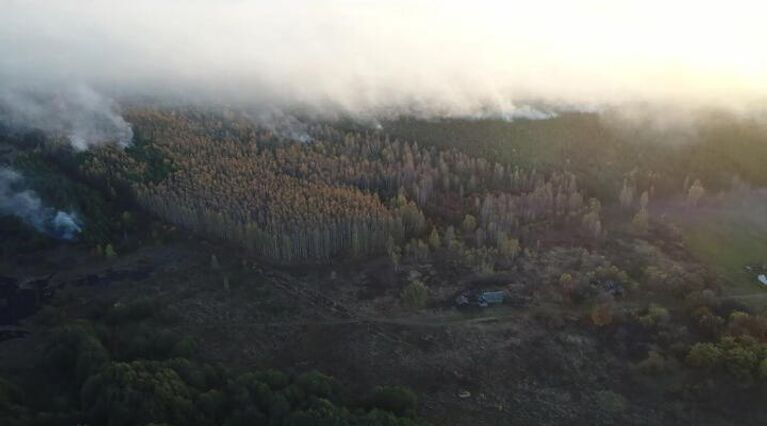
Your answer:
[76,109,593,265]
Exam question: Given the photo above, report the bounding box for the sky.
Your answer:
[1,0,764,241]
[0,0,766,117]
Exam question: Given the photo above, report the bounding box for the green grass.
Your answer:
[676,201,767,303]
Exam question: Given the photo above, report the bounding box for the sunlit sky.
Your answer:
[1,0,765,113]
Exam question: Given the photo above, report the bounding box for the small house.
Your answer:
[758,274,767,286]
[477,291,506,307]
[455,290,508,308]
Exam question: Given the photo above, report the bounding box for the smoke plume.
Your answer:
[0,86,133,150]
[0,167,82,240]
[0,1,765,132]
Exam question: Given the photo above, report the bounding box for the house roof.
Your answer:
[758,274,767,286]
[480,291,506,303]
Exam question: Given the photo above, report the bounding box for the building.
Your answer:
[477,291,506,307]
[455,290,508,308]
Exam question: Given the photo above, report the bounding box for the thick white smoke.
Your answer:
[0,0,765,124]
[0,85,133,150]
[0,167,82,240]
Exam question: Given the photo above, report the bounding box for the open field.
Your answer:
[671,196,767,305]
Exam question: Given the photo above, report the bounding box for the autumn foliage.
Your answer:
[82,108,592,263]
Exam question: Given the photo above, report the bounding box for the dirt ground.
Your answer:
[0,239,738,426]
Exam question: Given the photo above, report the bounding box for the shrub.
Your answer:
[461,215,477,233]
[635,351,666,375]
[369,386,418,417]
[104,298,160,325]
[42,326,110,386]
[691,307,725,338]
[726,311,767,340]
[295,371,338,400]
[638,303,670,327]
[559,273,574,291]
[80,361,196,426]
[594,390,627,414]
[0,376,24,412]
[723,345,758,382]
[428,228,441,249]
[591,303,614,327]
[686,342,722,371]
[401,280,429,310]
[758,358,767,381]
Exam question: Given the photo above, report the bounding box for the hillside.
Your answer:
[1,110,767,425]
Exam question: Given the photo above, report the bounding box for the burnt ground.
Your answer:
[0,240,742,426]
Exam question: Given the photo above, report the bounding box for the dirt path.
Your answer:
[179,310,526,329]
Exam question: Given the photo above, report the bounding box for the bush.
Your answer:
[295,371,338,400]
[590,303,614,327]
[368,386,418,417]
[80,361,196,426]
[4,286,429,426]
[635,351,666,375]
[691,307,725,338]
[0,376,24,412]
[400,280,429,310]
[758,358,767,381]
[255,369,291,391]
[594,390,627,414]
[686,342,722,371]
[104,298,160,325]
[559,273,575,297]
[172,336,198,358]
[723,345,758,382]
[726,311,767,339]
[42,326,110,386]
[284,398,348,426]
[638,303,670,327]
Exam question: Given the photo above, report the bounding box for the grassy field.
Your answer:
[674,197,767,304]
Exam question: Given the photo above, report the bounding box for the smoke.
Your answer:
[0,167,82,240]
[247,109,313,143]
[0,85,133,150]
[0,1,766,128]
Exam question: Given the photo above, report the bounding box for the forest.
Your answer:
[3,1,767,424]
[2,108,767,425]
[1,298,425,426]
[75,109,592,266]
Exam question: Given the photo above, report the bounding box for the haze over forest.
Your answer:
[1,0,766,125]
[2,2,767,426]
